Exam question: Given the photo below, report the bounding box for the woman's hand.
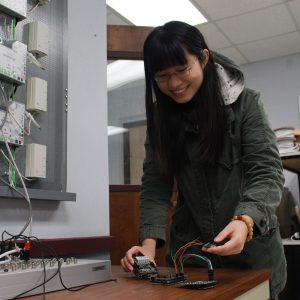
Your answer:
[202,217,252,256]
[121,239,156,272]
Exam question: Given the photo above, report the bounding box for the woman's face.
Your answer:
[154,49,209,104]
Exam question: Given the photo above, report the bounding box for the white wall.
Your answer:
[0,0,109,239]
[242,52,300,129]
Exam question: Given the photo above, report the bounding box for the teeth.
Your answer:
[173,87,186,94]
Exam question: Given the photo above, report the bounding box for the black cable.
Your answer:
[2,232,92,297]
[7,235,58,300]
[2,231,115,298]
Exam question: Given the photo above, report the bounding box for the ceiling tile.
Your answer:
[288,0,300,27]
[216,47,248,65]
[238,32,300,62]
[195,22,231,49]
[216,4,296,44]
[191,0,286,20]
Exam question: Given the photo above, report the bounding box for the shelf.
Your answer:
[0,186,76,201]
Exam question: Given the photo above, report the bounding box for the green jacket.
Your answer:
[139,53,286,297]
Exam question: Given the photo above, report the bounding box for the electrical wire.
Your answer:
[0,247,20,265]
[180,253,213,273]
[0,176,27,199]
[1,232,96,299]
[0,83,9,130]
[8,108,29,135]
[28,2,40,13]
[3,16,7,40]
[0,134,32,236]
[12,18,16,40]
[0,81,32,237]
[0,149,34,181]
[172,239,204,273]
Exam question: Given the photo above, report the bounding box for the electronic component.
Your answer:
[170,240,217,290]
[203,242,217,248]
[19,241,30,261]
[150,272,186,284]
[25,143,47,178]
[178,279,217,290]
[133,256,158,279]
[28,21,49,57]
[0,41,27,85]
[0,101,25,146]
[0,0,27,19]
[0,258,111,299]
[27,77,48,112]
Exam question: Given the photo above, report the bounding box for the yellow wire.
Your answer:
[172,239,204,273]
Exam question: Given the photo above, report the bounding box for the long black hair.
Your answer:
[143,21,226,173]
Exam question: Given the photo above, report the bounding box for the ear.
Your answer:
[202,49,209,67]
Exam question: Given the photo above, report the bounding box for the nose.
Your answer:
[168,73,183,86]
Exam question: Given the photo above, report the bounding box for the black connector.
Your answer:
[208,269,214,281]
[19,241,30,261]
[133,256,158,279]
[178,279,217,290]
[0,241,6,261]
[150,273,186,284]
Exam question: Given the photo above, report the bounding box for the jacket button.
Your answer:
[260,217,267,227]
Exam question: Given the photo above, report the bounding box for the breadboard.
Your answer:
[0,258,111,299]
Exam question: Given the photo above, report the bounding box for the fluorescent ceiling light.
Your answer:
[108,126,129,136]
[107,60,144,91]
[106,0,207,26]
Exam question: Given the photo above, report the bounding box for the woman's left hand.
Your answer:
[202,219,249,256]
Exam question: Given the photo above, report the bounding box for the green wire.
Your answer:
[12,18,16,40]
[10,85,16,100]
[10,148,17,187]
[1,145,17,188]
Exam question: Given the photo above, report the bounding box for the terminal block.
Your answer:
[133,256,158,279]
[178,279,217,290]
[150,272,186,284]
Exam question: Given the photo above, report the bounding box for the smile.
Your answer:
[172,86,188,95]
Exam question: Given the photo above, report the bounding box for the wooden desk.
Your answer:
[281,152,300,173]
[23,265,271,300]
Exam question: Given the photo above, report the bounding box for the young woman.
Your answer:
[120,21,286,298]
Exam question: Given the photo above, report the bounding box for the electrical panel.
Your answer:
[28,21,49,57]
[38,0,51,5]
[27,77,48,112]
[0,41,27,85]
[0,0,27,19]
[0,101,25,146]
[25,143,47,178]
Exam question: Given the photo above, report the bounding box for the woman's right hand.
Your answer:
[120,239,156,272]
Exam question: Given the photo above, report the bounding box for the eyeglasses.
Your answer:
[154,58,198,84]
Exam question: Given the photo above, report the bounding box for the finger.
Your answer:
[121,257,134,272]
[214,228,232,243]
[203,243,231,256]
[125,247,142,264]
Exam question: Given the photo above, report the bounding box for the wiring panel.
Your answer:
[0,0,71,199]
[0,101,25,146]
[0,0,27,20]
[0,257,111,299]
[0,41,27,85]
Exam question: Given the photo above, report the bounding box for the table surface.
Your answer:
[23,265,271,300]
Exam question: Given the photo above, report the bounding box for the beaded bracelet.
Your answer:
[231,215,254,242]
